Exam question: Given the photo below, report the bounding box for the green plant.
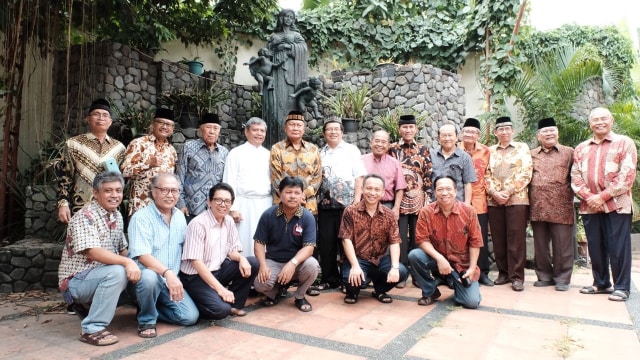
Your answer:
[323,85,377,124]
[373,108,427,143]
[159,82,229,119]
[110,103,155,142]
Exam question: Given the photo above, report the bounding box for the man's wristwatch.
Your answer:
[290,258,299,266]
[391,264,400,270]
[57,199,69,208]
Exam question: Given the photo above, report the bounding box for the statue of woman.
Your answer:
[263,9,309,147]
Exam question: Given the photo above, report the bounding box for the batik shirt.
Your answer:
[389,139,433,214]
[486,141,532,206]
[121,134,177,215]
[459,142,490,214]
[530,144,575,224]
[177,138,229,216]
[56,134,126,214]
[571,132,637,214]
[318,140,367,210]
[338,201,401,266]
[270,138,322,214]
[58,200,127,289]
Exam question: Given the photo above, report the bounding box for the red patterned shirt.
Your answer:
[415,201,482,280]
[530,144,575,224]
[338,201,401,265]
[460,142,490,214]
[571,132,637,214]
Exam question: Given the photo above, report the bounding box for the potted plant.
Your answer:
[375,57,396,77]
[108,102,155,146]
[159,82,228,128]
[323,84,376,133]
[181,56,204,75]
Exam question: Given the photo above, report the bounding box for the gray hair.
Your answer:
[245,117,267,130]
[92,171,125,190]
[149,172,180,199]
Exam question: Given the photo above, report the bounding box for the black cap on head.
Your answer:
[154,108,175,121]
[323,115,343,132]
[537,117,556,130]
[199,113,220,126]
[89,98,111,115]
[495,116,512,128]
[285,110,305,123]
[463,118,481,130]
[398,114,416,125]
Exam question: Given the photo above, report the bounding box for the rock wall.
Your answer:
[0,240,62,293]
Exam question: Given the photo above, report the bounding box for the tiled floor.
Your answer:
[1,259,639,360]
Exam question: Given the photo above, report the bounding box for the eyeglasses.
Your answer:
[154,187,180,196]
[462,130,479,135]
[154,120,175,128]
[325,127,342,133]
[90,112,111,119]
[212,198,233,206]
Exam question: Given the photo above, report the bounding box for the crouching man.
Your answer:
[58,171,140,346]
[409,175,482,309]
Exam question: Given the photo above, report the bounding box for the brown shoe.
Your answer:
[494,275,510,286]
[512,280,524,291]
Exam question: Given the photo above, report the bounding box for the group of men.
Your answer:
[56,99,636,346]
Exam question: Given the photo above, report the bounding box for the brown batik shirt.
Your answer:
[529,144,575,224]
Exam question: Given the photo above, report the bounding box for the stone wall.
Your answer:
[0,240,62,293]
[571,78,610,121]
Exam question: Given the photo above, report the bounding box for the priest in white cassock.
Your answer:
[223,117,272,256]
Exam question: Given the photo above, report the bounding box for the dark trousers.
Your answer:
[476,213,491,274]
[488,205,528,282]
[180,257,259,320]
[317,209,344,287]
[532,221,574,285]
[341,255,408,297]
[583,213,632,291]
[398,213,418,266]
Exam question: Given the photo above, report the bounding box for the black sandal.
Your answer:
[137,324,157,338]
[294,297,312,312]
[262,296,279,307]
[343,294,358,304]
[372,291,393,304]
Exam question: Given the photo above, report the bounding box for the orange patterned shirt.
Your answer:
[486,141,532,206]
[460,141,490,214]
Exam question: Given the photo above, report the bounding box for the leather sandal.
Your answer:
[137,324,157,338]
[580,286,614,294]
[294,297,312,312]
[372,291,393,304]
[231,308,248,316]
[343,294,358,304]
[79,329,119,346]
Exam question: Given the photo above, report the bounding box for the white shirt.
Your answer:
[223,142,271,212]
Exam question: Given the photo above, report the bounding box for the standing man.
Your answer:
[572,107,637,301]
[388,115,432,288]
[57,98,126,223]
[409,175,483,308]
[269,111,322,215]
[179,183,259,319]
[223,117,272,256]
[253,176,320,312]
[339,174,409,304]
[121,108,178,216]
[459,118,493,286]
[530,117,575,292]
[177,113,229,221]
[127,173,199,338]
[361,130,407,219]
[486,116,532,291]
[316,117,367,291]
[58,171,140,346]
[431,123,476,204]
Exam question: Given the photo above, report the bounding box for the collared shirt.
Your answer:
[571,132,637,214]
[530,144,575,224]
[486,141,533,206]
[176,138,229,216]
[222,142,272,212]
[459,141,490,214]
[415,201,482,281]
[58,200,127,289]
[254,204,317,263]
[338,201,401,266]
[180,210,242,274]
[121,134,177,215]
[389,139,433,214]
[318,140,367,210]
[431,146,477,202]
[56,133,126,214]
[361,153,407,202]
[270,138,322,214]
[128,202,187,273]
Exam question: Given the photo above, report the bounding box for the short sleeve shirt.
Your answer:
[253,205,317,263]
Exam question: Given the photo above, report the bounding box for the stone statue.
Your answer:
[290,77,323,119]
[262,9,309,147]
[244,48,286,96]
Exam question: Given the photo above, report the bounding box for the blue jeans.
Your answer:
[341,255,408,297]
[128,269,199,326]
[67,265,128,334]
[408,249,481,309]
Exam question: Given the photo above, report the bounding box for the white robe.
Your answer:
[223,142,272,256]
